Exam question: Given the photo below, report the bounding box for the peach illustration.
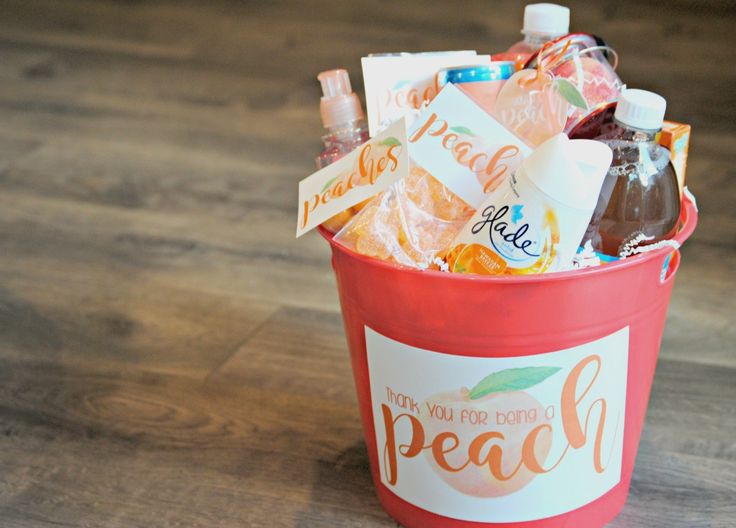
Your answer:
[552,57,622,130]
[554,57,620,109]
[494,70,569,148]
[418,367,560,497]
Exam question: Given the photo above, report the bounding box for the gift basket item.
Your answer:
[320,195,696,528]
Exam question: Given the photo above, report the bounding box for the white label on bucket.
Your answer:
[365,326,629,523]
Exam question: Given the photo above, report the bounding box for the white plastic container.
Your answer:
[445,133,613,275]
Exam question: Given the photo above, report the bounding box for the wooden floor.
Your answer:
[0,0,733,526]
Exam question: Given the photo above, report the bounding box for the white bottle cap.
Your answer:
[614,89,667,130]
[317,69,364,129]
[523,3,570,35]
[523,133,612,212]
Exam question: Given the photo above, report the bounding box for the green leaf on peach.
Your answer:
[379,136,402,147]
[469,366,561,400]
[450,125,475,136]
[554,78,588,110]
[320,176,338,193]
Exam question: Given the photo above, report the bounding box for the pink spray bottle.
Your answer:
[316,69,369,169]
[315,69,370,232]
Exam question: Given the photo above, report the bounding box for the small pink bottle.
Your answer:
[493,3,570,69]
[316,69,369,169]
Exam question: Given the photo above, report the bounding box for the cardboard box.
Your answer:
[659,121,691,195]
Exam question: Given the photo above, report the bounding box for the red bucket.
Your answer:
[321,196,697,528]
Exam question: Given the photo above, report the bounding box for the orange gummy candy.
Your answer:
[334,163,475,268]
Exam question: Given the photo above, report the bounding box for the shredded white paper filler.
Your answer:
[683,186,698,212]
[433,257,450,272]
[619,233,680,258]
[570,240,602,269]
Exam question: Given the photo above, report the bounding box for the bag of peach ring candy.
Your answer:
[334,163,475,269]
[335,82,535,269]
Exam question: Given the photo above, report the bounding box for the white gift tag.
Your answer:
[366,326,628,522]
[407,83,531,208]
[362,52,486,137]
[296,119,408,237]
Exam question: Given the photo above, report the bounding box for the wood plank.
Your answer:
[0,353,733,526]
[210,306,355,401]
[0,0,732,526]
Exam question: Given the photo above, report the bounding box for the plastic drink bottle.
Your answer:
[584,89,681,257]
[316,69,369,169]
[445,133,612,275]
[493,3,570,68]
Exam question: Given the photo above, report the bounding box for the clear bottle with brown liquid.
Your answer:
[584,89,680,257]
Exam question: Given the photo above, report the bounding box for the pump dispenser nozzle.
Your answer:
[317,69,364,129]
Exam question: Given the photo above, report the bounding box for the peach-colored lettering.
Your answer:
[409,113,448,143]
[482,145,520,193]
[382,404,424,486]
[301,141,402,229]
[453,141,473,165]
[442,133,459,149]
[387,145,400,170]
[380,354,611,486]
[431,432,468,472]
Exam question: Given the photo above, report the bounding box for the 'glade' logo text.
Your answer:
[471,204,540,260]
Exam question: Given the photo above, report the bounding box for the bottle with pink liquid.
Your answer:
[316,69,369,169]
[494,3,570,68]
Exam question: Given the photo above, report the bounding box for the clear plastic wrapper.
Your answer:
[334,163,475,269]
[533,34,625,132]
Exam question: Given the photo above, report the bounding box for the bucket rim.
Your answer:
[319,195,697,284]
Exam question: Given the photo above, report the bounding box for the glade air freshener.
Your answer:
[445,133,613,275]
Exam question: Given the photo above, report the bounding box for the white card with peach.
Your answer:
[296,119,408,237]
[407,83,531,208]
[362,52,488,137]
[365,325,628,523]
